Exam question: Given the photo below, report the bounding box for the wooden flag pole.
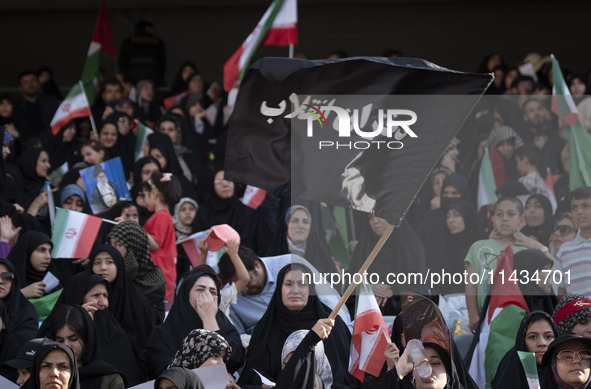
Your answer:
[329,223,395,320]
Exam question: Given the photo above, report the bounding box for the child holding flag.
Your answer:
[142,171,181,309]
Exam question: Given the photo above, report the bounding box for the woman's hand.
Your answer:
[311,318,334,340]
[384,343,400,371]
[226,239,239,257]
[513,231,544,250]
[371,284,393,307]
[0,216,21,246]
[82,302,98,320]
[196,290,219,331]
[468,313,480,334]
[396,345,428,379]
[21,281,46,299]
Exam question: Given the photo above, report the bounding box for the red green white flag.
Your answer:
[223,0,297,91]
[50,82,92,135]
[348,281,391,381]
[134,120,154,160]
[551,54,579,127]
[51,208,103,259]
[80,0,115,105]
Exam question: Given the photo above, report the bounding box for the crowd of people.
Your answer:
[1,33,591,389]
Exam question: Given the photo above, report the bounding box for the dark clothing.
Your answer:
[145,271,245,378]
[119,32,166,85]
[21,339,81,389]
[12,94,59,147]
[275,330,325,389]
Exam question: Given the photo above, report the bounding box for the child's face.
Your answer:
[492,200,523,238]
[143,189,157,212]
[572,198,591,231]
[516,156,529,176]
[497,140,515,160]
[573,315,591,339]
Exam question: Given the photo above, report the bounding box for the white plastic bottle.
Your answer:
[406,339,432,378]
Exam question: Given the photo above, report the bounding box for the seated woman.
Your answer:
[376,296,476,389]
[192,170,259,252]
[155,367,204,389]
[521,194,554,247]
[38,271,146,386]
[238,263,356,389]
[145,266,244,378]
[106,221,166,319]
[168,328,238,387]
[492,311,559,388]
[276,325,334,389]
[48,304,124,388]
[21,338,80,389]
[540,334,591,389]
[0,258,38,345]
[7,231,73,321]
[59,184,87,214]
[549,213,578,256]
[0,300,20,370]
[89,245,159,362]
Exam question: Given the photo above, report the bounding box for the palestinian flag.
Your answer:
[223,0,297,91]
[51,208,103,259]
[50,83,92,135]
[80,0,115,105]
[134,120,154,160]
[550,55,591,190]
[477,145,509,210]
[517,351,540,389]
[551,54,578,127]
[467,247,529,388]
[348,281,390,381]
[242,185,267,210]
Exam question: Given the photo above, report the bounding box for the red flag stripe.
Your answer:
[71,215,103,258]
[488,144,509,188]
[51,106,92,135]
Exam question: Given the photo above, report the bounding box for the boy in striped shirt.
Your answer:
[555,187,591,299]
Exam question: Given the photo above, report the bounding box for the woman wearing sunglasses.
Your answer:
[541,334,591,388]
[550,213,578,256]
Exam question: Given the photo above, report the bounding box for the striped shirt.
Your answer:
[554,231,591,296]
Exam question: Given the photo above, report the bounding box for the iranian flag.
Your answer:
[468,247,529,388]
[348,282,391,381]
[242,185,267,210]
[223,0,297,91]
[551,54,579,127]
[134,120,154,160]
[80,0,115,105]
[178,230,226,270]
[477,145,508,210]
[50,82,92,135]
[51,208,103,259]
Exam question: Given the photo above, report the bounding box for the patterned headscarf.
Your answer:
[553,294,591,334]
[281,329,333,389]
[107,220,165,289]
[487,125,525,149]
[168,329,232,369]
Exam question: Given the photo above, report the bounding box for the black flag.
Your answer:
[225,57,492,226]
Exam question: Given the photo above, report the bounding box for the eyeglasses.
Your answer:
[0,272,14,281]
[553,224,577,236]
[556,350,591,363]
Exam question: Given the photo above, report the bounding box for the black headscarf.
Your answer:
[425,199,482,294]
[145,268,245,377]
[155,367,205,389]
[37,271,146,386]
[0,299,20,367]
[6,231,59,289]
[238,263,356,389]
[48,304,123,389]
[21,338,81,389]
[513,249,557,314]
[89,245,157,362]
[193,169,259,250]
[132,156,161,185]
[521,194,554,247]
[492,310,560,388]
[0,258,38,345]
[170,60,199,95]
[149,133,198,200]
[17,147,47,209]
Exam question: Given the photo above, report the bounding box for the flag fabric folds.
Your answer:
[223,0,297,91]
[242,185,267,210]
[80,0,115,105]
[51,208,103,259]
[50,83,92,135]
[348,282,390,381]
[552,54,591,190]
[134,120,154,160]
[477,145,509,210]
[224,57,492,226]
[467,247,529,389]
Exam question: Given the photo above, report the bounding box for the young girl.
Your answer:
[464,196,528,333]
[143,171,182,309]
